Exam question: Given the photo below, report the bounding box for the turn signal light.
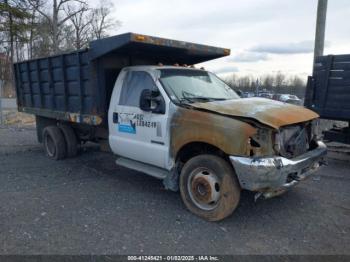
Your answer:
[135,35,146,41]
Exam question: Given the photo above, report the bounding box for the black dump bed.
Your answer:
[305,54,350,121]
[14,33,230,126]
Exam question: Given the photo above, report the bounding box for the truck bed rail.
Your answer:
[305,54,350,121]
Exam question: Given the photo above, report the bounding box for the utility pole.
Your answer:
[0,80,3,125]
[313,0,328,66]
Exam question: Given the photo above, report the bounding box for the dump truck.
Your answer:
[305,54,350,144]
[14,33,327,221]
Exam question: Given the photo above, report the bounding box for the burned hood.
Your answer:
[191,98,319,129]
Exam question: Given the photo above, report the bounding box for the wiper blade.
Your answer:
[179,97,212,104]
[189,97,227,102]
[179,97,227,104]
[180,91,227,103]
[205,97,227,101]
[179,91,197,104]
[179,97,195,104]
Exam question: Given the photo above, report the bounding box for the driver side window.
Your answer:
[119,71,158,107]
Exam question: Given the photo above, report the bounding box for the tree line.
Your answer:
[225,72,306,98]
[0,0,120,96]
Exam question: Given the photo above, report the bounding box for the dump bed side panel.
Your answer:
[305,54,350,121]
[14,50,103,125]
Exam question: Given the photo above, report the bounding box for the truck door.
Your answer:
[109,70,169,168]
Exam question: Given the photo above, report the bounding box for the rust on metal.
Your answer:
[20,107,103,126]
[171,107,257,158]
[190,98,319,129]
[170,96,321,160]
[191,176,213,203]
[68,113,102,125]
[130,33,230,57]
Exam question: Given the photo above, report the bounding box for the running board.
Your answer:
[116,157,168,180]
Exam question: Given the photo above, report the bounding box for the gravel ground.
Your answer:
[0,125,349,255]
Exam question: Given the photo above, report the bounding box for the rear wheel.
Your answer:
[43,126,66,160]
[59,124,78,158]
[179,154,241,221]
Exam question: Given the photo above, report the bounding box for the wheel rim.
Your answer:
[45,134,56,157]
[187,167,221,211]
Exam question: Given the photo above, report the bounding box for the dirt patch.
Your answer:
[1,110,35,127]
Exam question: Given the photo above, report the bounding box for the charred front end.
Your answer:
[230,119,327,199]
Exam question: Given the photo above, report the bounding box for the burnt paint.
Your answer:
[170,107,257,159]
[191,98,319,129]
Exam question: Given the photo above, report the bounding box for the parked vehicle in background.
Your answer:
[274,94,302,105]
[305,54,350,144]
[257,92,274,99]
[241,91,255,98]
[13,33,327,221]
[272,94,282,101]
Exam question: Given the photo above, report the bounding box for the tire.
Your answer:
[179,154,241,221]
[59,124,78,158]
[42,126,67,160]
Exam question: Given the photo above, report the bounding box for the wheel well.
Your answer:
[36,115,96,143]
[176,142,228,165]
[35,116,57,143]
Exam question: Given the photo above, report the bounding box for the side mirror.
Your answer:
[139,89,152,112]
[139,89,165,114]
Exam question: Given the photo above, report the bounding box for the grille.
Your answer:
[279,124,310,158]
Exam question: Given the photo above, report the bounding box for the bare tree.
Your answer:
[89,0,121,40]
[65,1,90,49]
[27,0,88,54]
[237,76,252,90]
[289,75,305,87]
[261,74,274,88]
[5,0,14,64]
[226,74,238,88]
[25,0,39,59]
[31,18,52,58]
[275,71,286,89]
[2,0,122,60]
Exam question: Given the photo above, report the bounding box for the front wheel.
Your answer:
[179,154,241,221]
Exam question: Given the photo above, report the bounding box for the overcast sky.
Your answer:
[107,0,350,78]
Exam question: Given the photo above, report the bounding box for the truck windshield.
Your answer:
[159,69,240,103]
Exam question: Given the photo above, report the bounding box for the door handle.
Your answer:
[113,112,118,123]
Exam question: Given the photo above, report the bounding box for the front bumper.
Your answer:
[229,141,327,198]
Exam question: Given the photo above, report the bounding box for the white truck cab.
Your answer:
[107,65,327,221]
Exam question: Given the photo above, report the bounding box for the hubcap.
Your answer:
[45,134,55,157]
[187,167,221,210]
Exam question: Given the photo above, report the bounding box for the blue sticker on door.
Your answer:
[118,123,136,134]
[118,113,136,134]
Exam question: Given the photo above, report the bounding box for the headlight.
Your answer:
[273,132,282,153]
[311,119,321,140]
[248,128,275,156]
